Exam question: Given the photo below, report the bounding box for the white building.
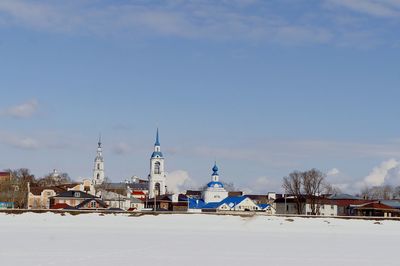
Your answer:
[92,136,105,185]
[201,163,228,204]
[148,129,167,199]
[275,197,338,216]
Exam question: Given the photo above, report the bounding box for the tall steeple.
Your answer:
[155,128,160,147]
[93,134,105,185]
[148,129,167,199]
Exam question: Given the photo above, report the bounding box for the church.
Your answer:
[88,129,262,212]
[90,129,168,199]
[202,163,229,203]
[147,129,167,199]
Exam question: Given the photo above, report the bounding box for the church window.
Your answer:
[97,173,100,179]
[97,164,100,170]
[154,162,161,174]
[155,183,161,196]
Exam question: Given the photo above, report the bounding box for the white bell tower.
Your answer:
[93,135,105,185]
[148,129,167,198]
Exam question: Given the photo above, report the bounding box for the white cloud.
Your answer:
[326,0,400,18]
[166,170,198,194]
[112,142,131,155]
[0,0,340,45]
[327,168,340,176]
[241,176,281,194]
[362,158,400,187]
[0,132,40,150]
[0,99,39,118]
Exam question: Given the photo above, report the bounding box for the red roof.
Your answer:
[332,199,374,207]
[356,202,396,210]
[132,191,145,195]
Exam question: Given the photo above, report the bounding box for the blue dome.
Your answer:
[207,181,224,188]
[151,151,163,158]
[212,163,219,176]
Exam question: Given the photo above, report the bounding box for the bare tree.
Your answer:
[323,183,342,195]
[3,168,36,208]
[283,169,328,215]
[361,185,393,200]
[302,169,325,215]
[282,171,304,214]
[37,172,71,187]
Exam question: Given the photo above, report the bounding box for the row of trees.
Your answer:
[0,168,71,208]
[359,185,400,200]
[282,168,400,215]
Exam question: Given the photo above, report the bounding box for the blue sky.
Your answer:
[1,0,400,193]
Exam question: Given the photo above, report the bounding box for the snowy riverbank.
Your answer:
[0,212,398,266]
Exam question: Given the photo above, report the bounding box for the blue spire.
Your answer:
[212,162,219,176]
[98,133,102,148]
[155,128,160,146]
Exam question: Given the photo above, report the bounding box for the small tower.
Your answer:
[202,162,228,203]
[93,135,105,185]
[148,129,167,199]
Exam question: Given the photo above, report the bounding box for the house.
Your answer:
[76,198,108,211]
[28,186,67,209]
[147,194,189,211]
[275,196,339,216]
[99,189,144,211]
[100,190,129,210]
[50,190,99,209]
[0,172,11,183]
[27,180,96,209]
[128,197,144,211]
[327,194,374,216]
[350,202,400,217]
[190,196,260,212]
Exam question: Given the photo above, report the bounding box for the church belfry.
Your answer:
[148,129,167,199]
[93,135,105,185]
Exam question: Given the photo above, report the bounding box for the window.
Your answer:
[97,164,100,170]
[154,183,161,196]
[74,192,81,198]
[154,162,161,174]
[331,205,334,210]
[90,201,96,208]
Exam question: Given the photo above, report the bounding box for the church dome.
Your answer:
[151,151,163,158]
[212,164,218,173]
[207,181,224,188]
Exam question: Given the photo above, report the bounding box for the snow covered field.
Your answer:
[0,212,398,266]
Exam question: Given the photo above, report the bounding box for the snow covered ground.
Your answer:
[0,212,398,266]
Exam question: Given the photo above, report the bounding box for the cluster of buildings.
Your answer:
[18,130,273,213]
[2,129,400,217]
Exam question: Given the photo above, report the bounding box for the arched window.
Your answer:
[97,164,100,170]
[154,162,161,174]
[155,183,161,196]
[97,173,100,179]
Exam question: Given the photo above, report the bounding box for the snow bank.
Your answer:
[0,213,398,266]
